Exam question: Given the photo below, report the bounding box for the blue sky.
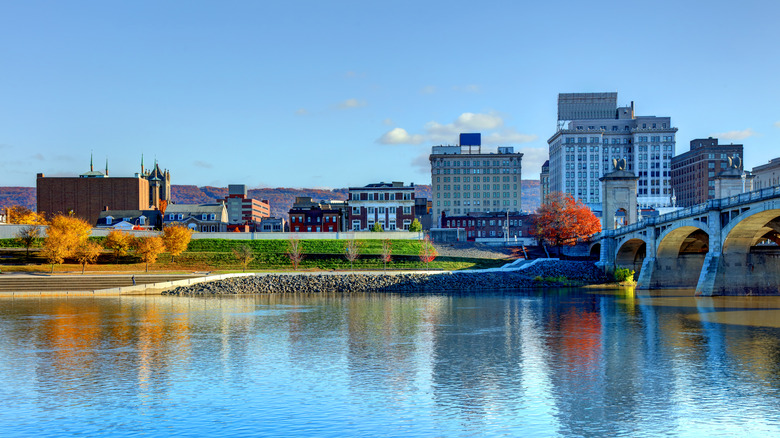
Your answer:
[1,0,778,188]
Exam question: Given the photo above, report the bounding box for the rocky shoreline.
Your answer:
[163,261,610,295]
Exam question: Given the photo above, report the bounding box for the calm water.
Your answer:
[2,289,780,437]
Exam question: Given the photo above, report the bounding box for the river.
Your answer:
[1,288,780,437]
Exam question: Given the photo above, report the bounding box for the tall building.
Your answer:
[752,157,780,190]
[547,92,677,213]
[347,182,416,231]
[429,133,523,222]
[223,184,270,231]
[540,160,550,204]
[670,138,744,206]
[37,157,163,224]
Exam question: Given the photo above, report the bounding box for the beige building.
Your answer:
[752,157,780,190]
[429,133,523,223]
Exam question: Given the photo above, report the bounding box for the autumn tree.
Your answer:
[7,205,46,225]
[287,237,303,270]
[162,224,193,262]
[104,230,133,262]
[133,236,166,273]
[75,241,103,274]
[232,244,255,272]
[344,238,361,271]
[418,235,438,270]
[535,192,601,257]
[41,215,93,273]
[380,239,392,272]
[408,218,423,232]
[15,224,42,259]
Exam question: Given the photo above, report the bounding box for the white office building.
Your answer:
[547,92,677,213]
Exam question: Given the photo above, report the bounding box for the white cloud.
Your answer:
[193,160,213,169]
[710,129,757,140]
[516,146,550,176]
[453,84,481,93]
[337,98,366,109]
[295,108,308,116]
[774,121,780,128]
[377,112,536,146]
[382,118,394,126]
[378,128,425,145]
[420,85,436,95]
[411,152,431,174]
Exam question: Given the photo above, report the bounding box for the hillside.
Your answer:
[0,181,541,217]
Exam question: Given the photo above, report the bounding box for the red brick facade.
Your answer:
[36,175,150,224]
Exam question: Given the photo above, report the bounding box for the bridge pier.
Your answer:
[696,252,780,296]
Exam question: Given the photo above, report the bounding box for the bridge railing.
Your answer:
[590,186,780,241]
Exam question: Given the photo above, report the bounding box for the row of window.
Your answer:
[574,122,669,131]
[434,159,520,167]
[350,192,412,201]
[436,168,519,175]
[350,206,412,215]
[167,213,217,221]
[436,176,518,183]
[290,215,339,223]
[438,192,518,199]
[436,200,518,207]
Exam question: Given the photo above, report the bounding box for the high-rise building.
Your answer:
[540,160,550,204]
[223,184,270,231]
[670,138,744,207]
[547,92,677,213]
[429,133,523,223]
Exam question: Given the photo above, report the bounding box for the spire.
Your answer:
[105,158,109,176]
[90,152,94,172]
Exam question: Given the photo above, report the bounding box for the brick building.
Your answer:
[224,184,270,231]
[163,204,229,232]
[670,138,743,207]
[347,182,416,231]
[440,211,535,241]
[288,197,347,232]
[36,157,169,224]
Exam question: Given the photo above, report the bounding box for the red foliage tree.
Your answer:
[535,192,601,256]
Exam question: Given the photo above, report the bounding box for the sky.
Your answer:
[1,0,779,189]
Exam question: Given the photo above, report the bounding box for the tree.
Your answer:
[163,224,193,262]
[15,224,41,259]
[344,238,361,271]
[408,218,422,232]
[75,241,103,274]
[380,239,392,272]
[232,244,255,272]
[134,236,165,272]
[287,237,303,270]
[7,205,47,225]
[371,222,384,232]
[535,192,601,257]
[418,235,438,270]
[104,230,133,262]
[42,215,92,273]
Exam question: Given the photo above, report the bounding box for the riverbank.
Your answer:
[163,260,609,295]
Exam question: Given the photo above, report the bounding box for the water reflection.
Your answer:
[2,290,780,436]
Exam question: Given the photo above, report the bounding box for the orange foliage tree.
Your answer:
[7,205,47,225]
[535,192,601,256]
[133,236,166,272]
[41,215,93,273]
[162,224,193,262]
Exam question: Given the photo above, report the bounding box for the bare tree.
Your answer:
[344,239,361,271]
[380,239,392,272]
[232,244,255,272]
[418,235,438,271]
[15,224,41,259]
[287,237,303,270]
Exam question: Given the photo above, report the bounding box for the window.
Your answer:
[139,216,146,225]
[202,214,208,220]
[403,206,411,214]
[352,207,360,214]
[178,214,183,220]
[352,220,361,231]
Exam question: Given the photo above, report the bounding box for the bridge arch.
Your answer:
[615,237,647,274]
[657,222,710,257]
[651,223,709,289]
[721,206,780,253]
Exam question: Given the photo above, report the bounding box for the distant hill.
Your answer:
[0,181,541,217]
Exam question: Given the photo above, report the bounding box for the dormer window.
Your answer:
[139,216,146,225]
[169,213,175,220]
[178,214,183,220]
[210,214,216,221]
[202,214,208,220]
[105,216,113,225]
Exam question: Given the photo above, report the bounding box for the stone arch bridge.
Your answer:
[592,187,780,295]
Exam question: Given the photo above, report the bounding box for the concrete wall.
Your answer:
[0,225,424,240]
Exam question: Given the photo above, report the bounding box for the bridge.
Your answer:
[592,172,780,296]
